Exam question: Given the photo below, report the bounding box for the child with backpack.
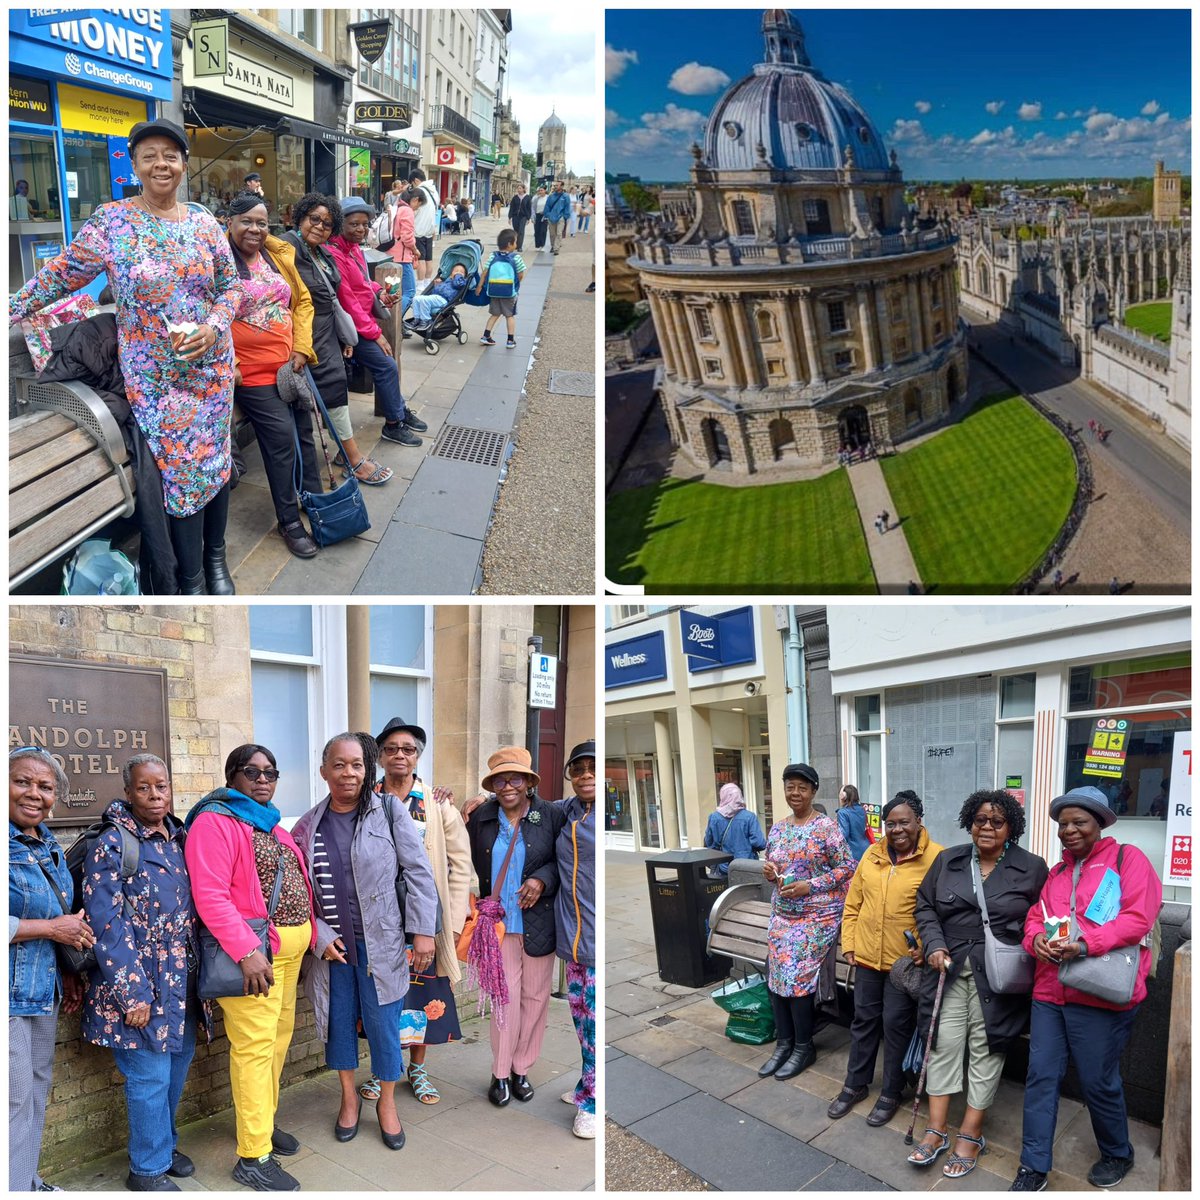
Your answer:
[476,228,526,349]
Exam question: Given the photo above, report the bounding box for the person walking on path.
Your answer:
[835,784,871,863]
[544,182,573,255]
[508,187,532,252]
[702,783,766,876]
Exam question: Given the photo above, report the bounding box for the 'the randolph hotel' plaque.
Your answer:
[9,657,170,826]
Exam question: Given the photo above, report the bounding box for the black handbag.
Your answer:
[197,851,285,1000]
[382,793,443,938]
[34,856,92,977]
[294,366,371,546]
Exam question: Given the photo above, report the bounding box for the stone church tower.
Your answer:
[1153,160,1183,223]
[630,9,967,474]
[537,110,567,183]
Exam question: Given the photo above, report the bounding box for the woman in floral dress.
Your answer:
[9,119,241,595]
[81,753,211,1191]
[758,762,854,1081]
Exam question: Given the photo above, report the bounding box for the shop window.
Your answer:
[855,694,881,731]
[604,758,634,836]
[827,300,848,333]
[1067,654,1190,713]
[1000,672,1036,718]
[10,135,64,292]
[996,673,1036,805]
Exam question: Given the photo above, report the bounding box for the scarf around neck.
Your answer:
[185,786,281,834]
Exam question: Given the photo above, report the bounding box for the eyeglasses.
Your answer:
[304,215,333,229]
[568,759,595,777]
[972,815,1008,829]
[241,766,280,782]
[492,774,530,790]
[382,744,421,757]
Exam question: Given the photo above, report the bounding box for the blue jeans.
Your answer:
[1020,1000,1139,1174]
[325,938,405,1081]
[348,335,407,425]
[399,262,416,321]
[110,1010,198,1177]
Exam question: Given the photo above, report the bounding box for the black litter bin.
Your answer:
[645,848,733,987]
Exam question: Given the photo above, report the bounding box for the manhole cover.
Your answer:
[433,425,506,467]
[548,369,595,397]
[648,1014,677,1027]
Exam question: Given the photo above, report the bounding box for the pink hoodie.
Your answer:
[185,811,317,962]
[390,202,417,264]
[328,234,384,341]
[1022,835,1162,1011]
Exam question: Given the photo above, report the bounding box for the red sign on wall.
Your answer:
[435,145,455,166]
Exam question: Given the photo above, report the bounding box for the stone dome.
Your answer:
[541,110,565,130]
[703,10,890,173]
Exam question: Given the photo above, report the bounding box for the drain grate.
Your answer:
[648,1014,678,1027]
[548,369,595,397]
[433,425,507,467]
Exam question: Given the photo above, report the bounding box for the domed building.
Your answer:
[631,10,967,473]
[537,108,567,182]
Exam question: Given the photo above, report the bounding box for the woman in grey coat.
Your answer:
[293,733,438,1152]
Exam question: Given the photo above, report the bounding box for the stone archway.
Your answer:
[838,405,872,451]
[701,417,732,467]
[947,364,960,406]
[1073,335,1082,368]
[769,417,794,460]
[904,387,922,428]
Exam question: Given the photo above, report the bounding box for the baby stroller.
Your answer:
[410,238,483,355]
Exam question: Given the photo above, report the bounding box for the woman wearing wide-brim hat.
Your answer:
[466,747,567,1106]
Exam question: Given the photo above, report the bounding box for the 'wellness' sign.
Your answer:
[605,632,667,689]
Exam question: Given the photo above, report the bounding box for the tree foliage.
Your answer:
[620,181,659,213]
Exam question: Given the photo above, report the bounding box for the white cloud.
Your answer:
[914,99,932,114]
[1141,100,1160,116]
[1017,101,1042,121]
[667,62,731,95]
[1155,111,1171,125]
[1055,111,1069,120]
[891,118,926,143]
[985,100,1005,115]
[605,108,622,129]
[1084,111,1118,133]
[641,103,707,134]
[970,128,998,146]
[605,44,638,84]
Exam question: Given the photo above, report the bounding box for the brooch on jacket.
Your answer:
[527,811,542,825]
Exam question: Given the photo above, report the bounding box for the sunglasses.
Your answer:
[568,759,596,777]
[240,766,280,782]
[972,815,1008,829]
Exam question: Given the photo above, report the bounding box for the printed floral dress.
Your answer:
[10,200,241,517]
[765,815,854,997]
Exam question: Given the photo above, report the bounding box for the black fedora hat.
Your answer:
[375,717,427,748]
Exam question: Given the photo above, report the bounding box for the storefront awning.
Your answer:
[276,117,390,155]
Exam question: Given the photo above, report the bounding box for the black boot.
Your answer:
[179,571,207,596]
[758,1041,794,1077]
[774,1041,816,1080]
[203,543,236,595]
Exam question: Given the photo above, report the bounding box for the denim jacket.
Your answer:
[9,820,71,1016]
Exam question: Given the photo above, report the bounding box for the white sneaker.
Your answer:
[561,1090,576,1105]
[572,1110,596,1139]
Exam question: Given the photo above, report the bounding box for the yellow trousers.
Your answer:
[217,921,311,1159]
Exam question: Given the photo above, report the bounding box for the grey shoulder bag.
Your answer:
[1056,852,1140,1006]
[971,854,1035,994]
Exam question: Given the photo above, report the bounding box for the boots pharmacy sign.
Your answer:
[1163,733,1191,887]
[10,9,173,101]
[680,610,722,664]
[9,656,170,826]
[1082,717,1130,779]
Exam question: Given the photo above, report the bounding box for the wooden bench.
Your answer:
[9,321,135,589]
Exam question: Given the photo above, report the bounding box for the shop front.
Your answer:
[9,9,173,293]
[605,607,789,852]
[430,144,472,205]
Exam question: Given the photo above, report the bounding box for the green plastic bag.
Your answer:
[712,973,776,1045]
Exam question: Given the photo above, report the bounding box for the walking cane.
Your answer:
[904,960,948,1145]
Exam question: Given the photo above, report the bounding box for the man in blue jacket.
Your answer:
[544,181,573,255]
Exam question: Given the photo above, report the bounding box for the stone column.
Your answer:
[710,295,744,387]
[797,289,826,383]
[647,290,679,377]
[346,607,372,733]
[856,282,878,371]
[774,291,804,383]
[729,296,761,388]
[906,274,924,354]
[653,711,681,849]
[670,294,704,383]
[874,283,893,368]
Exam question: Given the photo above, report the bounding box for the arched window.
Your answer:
[756,309,777,340]
[769,417,794,460]
[978,265,990,297]
[999,275,1008,305]
[961,263,971,292]
[701,417,732,465]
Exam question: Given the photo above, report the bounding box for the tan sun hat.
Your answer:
[481,745,540,792]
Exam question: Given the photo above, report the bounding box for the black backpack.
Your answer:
[61,819,141,973]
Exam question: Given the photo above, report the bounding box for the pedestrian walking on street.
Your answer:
[292,733,438,1155]
[908,790,1048,1177]
[477,229,526,350]
[1108,576,1121,595]
[703,783,767,877]
[532,186,549,249]
[407,170,440,281]
[1008,787,1162,1192]
[184,745,317,1192]
[757,764,854,1083]
[508,186,532,252]
[835,784,871,863]
[545,182,573,254]
[829,790,943,1127]
[1052,569,1063,592]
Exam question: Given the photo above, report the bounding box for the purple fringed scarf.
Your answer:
[466,895,509,1023]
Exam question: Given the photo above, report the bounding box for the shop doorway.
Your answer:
[604,757,635,848]
[632,756,662,849]
[10,134,65,292]
[751,749,774,828]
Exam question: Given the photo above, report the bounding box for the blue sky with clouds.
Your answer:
[606,9,1191,181]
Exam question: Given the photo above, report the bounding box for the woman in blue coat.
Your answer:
[703,784,767,876]
[836,784,871,862]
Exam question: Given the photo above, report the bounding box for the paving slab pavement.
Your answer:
[47,1005,595,1192]
[605,850,1165,1192]
[845,458,921,593]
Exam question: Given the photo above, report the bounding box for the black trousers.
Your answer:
[844,964,916,1097]
[534,214,548,248]
[513,216,529,251]
[167,483,229,584]
[235,383,321,527]
[769,989,815,1045]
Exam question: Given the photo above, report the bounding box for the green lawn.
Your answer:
[880,393,1076,591]
[1123,301,1172,343]
[607,469,876,592]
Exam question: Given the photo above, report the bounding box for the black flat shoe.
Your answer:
[758,1041,794,1077]
[279,521,319,558]
[166,1151,194,1178]
[334,1098,361,1142]
[379,1117,406,1152]
[125,1174,179,1192]
[866,1095,900,1127]
[827,1085,869,1119]
[488,1075,511,1107]
[510,1072,535,1102]
[774,1041,816,1080]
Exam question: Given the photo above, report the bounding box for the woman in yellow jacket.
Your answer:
[828,789,943,1127]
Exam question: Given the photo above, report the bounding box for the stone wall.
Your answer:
[604,314,658,371]
[1089,325,1171,418]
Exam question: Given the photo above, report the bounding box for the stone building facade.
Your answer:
[537,109,567,182]
[1153,159,1183,223]
[628,11,967,474]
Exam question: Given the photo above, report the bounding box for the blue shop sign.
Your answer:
[679,609,722,663]
[685,606,756,673]
[606,631,667,689]
[11,9,173,101]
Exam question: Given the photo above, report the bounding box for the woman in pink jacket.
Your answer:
[184,745,317,1193]
[389,190,419,335]
[1009,786,1162,1193]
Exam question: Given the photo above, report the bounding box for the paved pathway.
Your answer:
[47,1006,594,1192]
[845,459,921,594]
[605,850,1164,1193]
